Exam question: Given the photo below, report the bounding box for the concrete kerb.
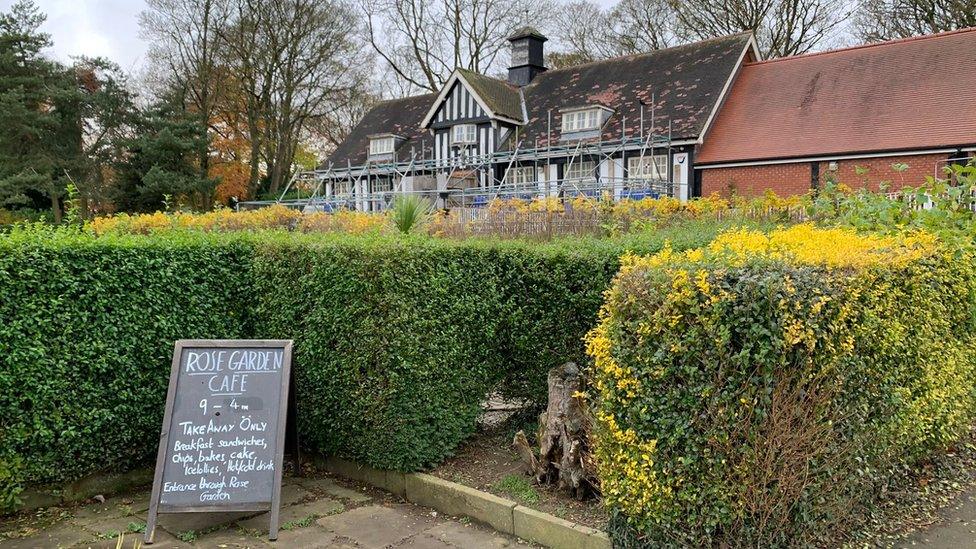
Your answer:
[13,467,154,513]
[514,504,611,549]
[318,456,610,549]
[315,456,405,498]
[406,473,515,534]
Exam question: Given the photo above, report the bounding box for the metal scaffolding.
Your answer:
[237,111,680,213]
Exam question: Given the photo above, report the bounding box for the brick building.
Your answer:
[314,26,975,210]
[694,27,976,197]
[316,30,761,210]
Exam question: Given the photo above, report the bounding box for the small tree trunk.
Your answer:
[50,192,62,224]
[513,362,598,499]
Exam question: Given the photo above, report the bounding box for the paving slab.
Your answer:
[1,474,528,549]
[423,521,516,548]
[75,529,189,549]
[296,477,371,503]
[0,524,93,549]
[237,497,343,532]
[278,483,314,506]
[69,500,128,525]
[316,505,441,549]
[393,533,455,548]
[189,528,269,548]
[267,526,351,548]
[76,515,146,541]
[156,511,254,538]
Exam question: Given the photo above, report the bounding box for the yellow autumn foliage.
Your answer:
[88,206,389,236]
[588,224,976,545]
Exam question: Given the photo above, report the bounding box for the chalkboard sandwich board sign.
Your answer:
[145,339,293,543]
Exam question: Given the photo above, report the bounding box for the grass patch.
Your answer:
[493,474,540,505]
[281,514,316,531]
[176,530,197,543]
[125,521,145,533]
[98,529,120,539]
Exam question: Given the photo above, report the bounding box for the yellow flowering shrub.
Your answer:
[88,205,302,235]
[477,192,804,236]
[590,225,976,546]
[298,210,388,234]
[89,206,398,236]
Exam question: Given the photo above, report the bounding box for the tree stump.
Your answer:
[513,362,598,499]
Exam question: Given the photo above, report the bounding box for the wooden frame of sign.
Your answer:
[144,339,293,544]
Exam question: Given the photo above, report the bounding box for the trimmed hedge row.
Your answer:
[250,238,624,471]
[0,219,758,510]
[0,231,254,510]
[589,225,976,546]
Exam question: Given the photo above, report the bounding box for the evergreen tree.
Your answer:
[0,0,77,221]
[72,57,139,218]
[115,100,217,212]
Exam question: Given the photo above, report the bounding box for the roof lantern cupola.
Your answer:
[507,26,547,87]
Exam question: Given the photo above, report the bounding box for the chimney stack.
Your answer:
[507,27,547,87]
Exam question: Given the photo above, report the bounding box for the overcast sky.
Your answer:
[4,0,851,73]
[5,0,633,72]
[0,0,149,72]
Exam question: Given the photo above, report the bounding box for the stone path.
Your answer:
[0,474,530,549]
[899,488,976,548]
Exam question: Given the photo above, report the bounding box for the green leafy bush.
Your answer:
[0,227,254,510]
[589,225,976,546]
[0,219,744,509]
[252,236,506,470]
[0,216,777,510]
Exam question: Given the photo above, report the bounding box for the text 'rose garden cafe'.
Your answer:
[144,340,294,543]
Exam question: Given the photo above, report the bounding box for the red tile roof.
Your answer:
[695,28,976,165]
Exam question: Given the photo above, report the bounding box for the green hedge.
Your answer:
[250,238,624,470]
[589,226,976,546]
[0,218,769,510]
[0,230,254,510]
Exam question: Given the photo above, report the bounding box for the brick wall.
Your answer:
[699,162,811,197]
[698,152,959,197]
[816,153,950,192]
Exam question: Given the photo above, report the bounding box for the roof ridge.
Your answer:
[536,31,753,78]
[457,67,518,89]
[374,92,437,105]
[747,26,976,66]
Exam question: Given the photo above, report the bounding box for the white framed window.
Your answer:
[628,155,669,180]
[372,177,393,193]
[335,180,352,196]
[561,109,601,132]
[369,136,395,156]
[565,161,596,182]
[452,124,477,145]
[505,166,537,186]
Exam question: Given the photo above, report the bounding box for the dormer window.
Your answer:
[561,109,601,132]
[452,124,477,145]
[369,136,395,156]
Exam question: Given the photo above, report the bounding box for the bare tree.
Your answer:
[612,0,678,53]
[550,1,619,65]
[261,0,366,194]
[363,0,554,93]
[217,0,274,196]
[143,0,370,198]
[548,0,676,68]
[668,0,848,58]
[854,0,976,42]
[140,0,231,179]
